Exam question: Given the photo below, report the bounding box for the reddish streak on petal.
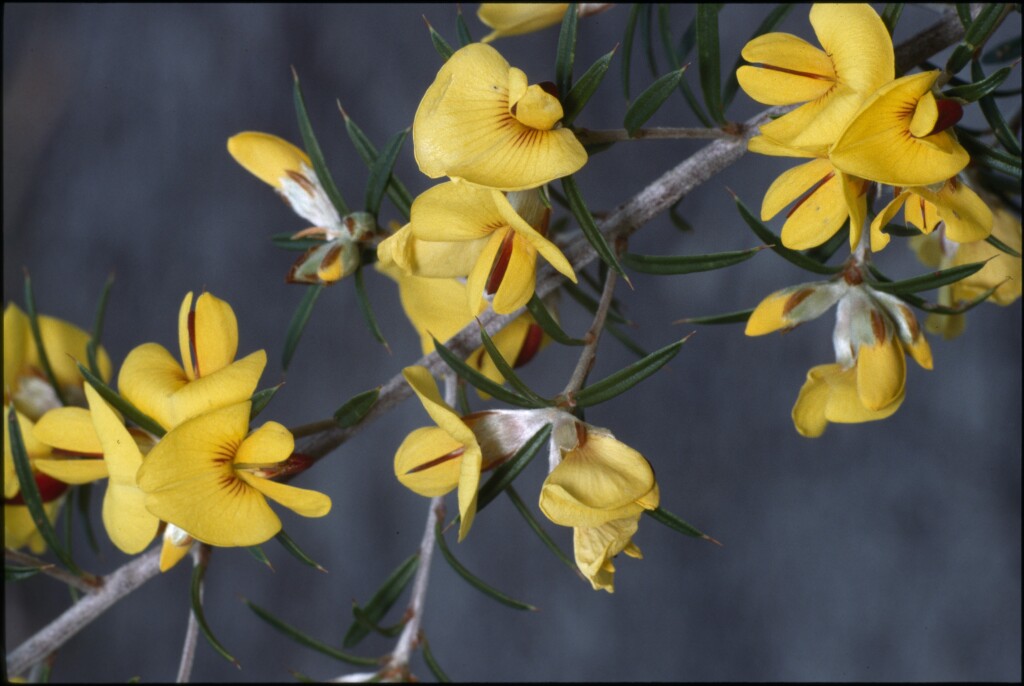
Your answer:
[514,324,545,368]
[870,309,887,344]
[406,447,465,474]
[486,230,517,297]
[5,473,71,505]
[786,172,836,219]
[927,100,964,136]
[756,63,835,82]
[188,310,200,378]
[783,288,815,316]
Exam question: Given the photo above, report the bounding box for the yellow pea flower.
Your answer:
[3,303,112,420]
[478,3,570,42]
[413,43,587,191]
[869,178,993,252]
[408,182,576,315]
[137,401,331,548]
[737,3,894,150]
[746,272,932,436]
[227,132,371,284]
[829,71,969,187]
[118,291,266,432]
[32,385,160,556]
[3,407,68,552]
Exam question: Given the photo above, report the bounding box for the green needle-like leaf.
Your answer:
[622,246,765,275]
[970,59,1021,156]
[274,529,327,572]
[556,2,579,98]
[333,387,381,428]
[656,4,711,127]
[563,47,617,126]
[244,598,381,666]
[946,4,1009,75]
[645,506,714,540]
[426,18,455,61]
[696,4,725,124]
[866,260,989,295]
[23,272,67,407]
[246,545,274,571]
[340,107,413,221]
[562,175,628,280]
[505,486,581,577]
[677,308,753,325]
[897,283,1004,315]
[525,294,585,346]
[435,518,538,611]
[270,232,326,251]
[623,65,688,136]
[77,362,165,437]
[477,424,552,512]
[87,273,115,378]
[250,383,284,421]
[5,565,44,582]
[986,233,1022,258]
[421,634,452,683]
[621,4,642,99]
[343,553,419,648]
[354,266,389,350]
[76,482,100,554]
[722,4,793,108]
[574,337,689,408]
[292,69,349,216]
[732,192,843,275]
[282,284,324,371]
[432,337,540,408]
[191,555,240,668]
[455,6,474,46]
[476,323,552,407]
[364,128,410,218]
[943,62,1014,102]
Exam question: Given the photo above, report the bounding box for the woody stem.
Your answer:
[563,268,619,397]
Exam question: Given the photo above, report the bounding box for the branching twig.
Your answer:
[175,546,203,683]
[575,127,737,145]
[563,268,619,397]
[5,549,101,594]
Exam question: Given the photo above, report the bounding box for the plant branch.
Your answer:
[563,268,619,397]
[176,548,202,684]
[5,548,101,594]
[575,127,736,145]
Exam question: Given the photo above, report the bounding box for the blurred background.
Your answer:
[4,3,1021,682]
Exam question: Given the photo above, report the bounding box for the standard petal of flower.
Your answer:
[737,33,834,105]
[191,293,240,378]
[239,471,331,518]
[227,132,312,189]
[478,3,569,43]
[829,71,969,186]
[33,407,103,454]
[810,4,893,96]
[856,337,906,411]
[394,426,464,497]
[166,351,267,430]
[746,282,849,336]
[235,421,294,466]
[118,343,188,429]
[539,433,655,528]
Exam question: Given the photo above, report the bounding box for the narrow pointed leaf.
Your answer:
[640,3,658,77]
[351,606,406,638]
[623,66,687,135]
[722,4,794,107]
[250,383,284,421]
[526,294,585,346]
[432,337,539,408]
[246,545,274,571]
[898,283,1004,314]
[946,4,1009,75]
[943,62,1013,101]
[621,4,642,99]
[622,246,765,275]
[343,553,419,648]
[435,518,537,611]
[87,273,115,378]
[562,175,627,279]
[645,506,712,540]
[881,3,904,38]
[983,35,1021,63]
[476,323,552,407]
[669,198,693,232]
[293,70,349,216]
[426,19,454,61]
[866,260,989,294]
[191,556,240,668]
[960,133,1022,179]
[732,193,843,275]
[677,308,753,325]
[563,47,617,126]
[354,267,389,349]
[420,635,451,683]
[76,482,100,554]
[340,108,413,220]
[23,273,67,406]
[364,128,410,218]
[283,284,324,371]
[955,3,973,28]
[455,7,473,46]
[271,232,326,252]
[971,59,1021,156]
[505,485,581,577]
[77,362,165,437]
[574,337,688,408]
[274,529,327,572]
[5,565,44,582]
[244,598,381,666]
[477,424,552,511]
[556,2,579,98]
[986,232,1022,258]
[333,387,381,428]
[8,409,81,581]
[696,4,725,124]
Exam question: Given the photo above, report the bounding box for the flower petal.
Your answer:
[380,268,473,355]
[573,515,641,593]
[467,231,507,316]
[394,426,464,497]
[227,132,312,189]
[856,336,906,411]
[34,457,108,484]
[411,182,503,242]
[239,471,331,518]
[191,292,240,379]
[4,407,52,499]
[492,190,576,282]
[915,181,993,244]
[236,421,294,466]
[33,407,102,454]
[738,33,834,105]
[761,158,832,221]
[868,191,910,253]
[492,232,537,314]
[4,304,30,395]
[951,208,1022,305]
[103,481,159,554]
[478,3,569,43]
[118,343,188,430]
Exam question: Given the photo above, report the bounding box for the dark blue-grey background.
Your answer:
[4,4,1020,682]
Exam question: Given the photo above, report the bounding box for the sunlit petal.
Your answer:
[227,132,312,189]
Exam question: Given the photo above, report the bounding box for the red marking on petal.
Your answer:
[928,100,963,136]
[786,172,836,219]
[783,289,815,316]
[756,64,835,82]
[406,447,465,474]
[514,324,545,368]
[870,309,887,344]
[6,473,70,505]
[188,310,200,378]
[485,230,517,297]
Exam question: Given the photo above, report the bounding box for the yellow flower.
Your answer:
[407,182,576,314]
[737,3,894,149]
[137,401,331,547]
[118,291,266,432]
[746,274,932,436]
[910,207,1022,338]
[3,303,112,420]
[539,422,659,593]
[413,43,587,191]
[3,407,67,552]
[478,3,570,42]
[227,132,371,284]
[869,178,993,252]
[32,385,159,555]
[829,71,969,187]
[5,500,64,554]
[375,261,550,387]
